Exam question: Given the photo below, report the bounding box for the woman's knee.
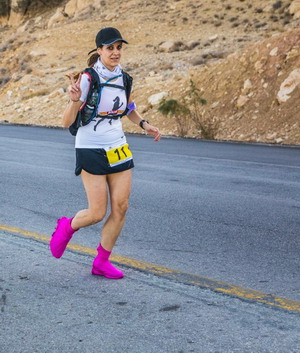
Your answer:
[112,199,129,217]
[89,209,106,224]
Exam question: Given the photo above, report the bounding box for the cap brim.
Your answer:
[102,38,128,45]
[88,38,129,54]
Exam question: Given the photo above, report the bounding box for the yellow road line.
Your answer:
[1,223,300,313]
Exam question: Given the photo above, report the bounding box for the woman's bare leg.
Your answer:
[100,169,132,251]
[71,169,108,230]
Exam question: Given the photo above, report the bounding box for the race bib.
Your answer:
[106,144,133,167]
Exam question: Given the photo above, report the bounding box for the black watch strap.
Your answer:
[139,120,149,130]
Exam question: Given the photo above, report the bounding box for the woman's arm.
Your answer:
[62,73,83,128]
[62,100,82,128]
[127,109,161,142]
[126,95,161,142]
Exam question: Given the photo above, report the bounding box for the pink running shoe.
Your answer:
[50,217,77,258]
[91,244,124,279]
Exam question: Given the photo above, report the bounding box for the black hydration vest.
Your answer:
[69,67,133,136]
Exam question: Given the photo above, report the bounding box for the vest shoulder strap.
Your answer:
[83,67,100,87]
[122,71,133,101]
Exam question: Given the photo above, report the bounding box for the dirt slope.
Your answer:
[0,0,300,144]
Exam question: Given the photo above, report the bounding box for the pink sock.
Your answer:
[50,217,77,258]
[91,244,124,279]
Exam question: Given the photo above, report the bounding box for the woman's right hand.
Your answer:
[68,73,82,102]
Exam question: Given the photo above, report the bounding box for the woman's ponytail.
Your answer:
[87,53,100,67]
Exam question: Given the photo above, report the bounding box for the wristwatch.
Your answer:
[139,120,149,130]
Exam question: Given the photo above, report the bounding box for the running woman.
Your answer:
[50,27,161,279]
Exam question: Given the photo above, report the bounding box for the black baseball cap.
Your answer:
[88,27,128,55]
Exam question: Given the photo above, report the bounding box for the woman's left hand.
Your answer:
[144,123,161,142]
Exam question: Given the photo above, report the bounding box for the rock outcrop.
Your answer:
[0,0,300,144]
[0,0,62,25]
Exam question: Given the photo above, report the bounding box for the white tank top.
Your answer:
[75,72,128,149]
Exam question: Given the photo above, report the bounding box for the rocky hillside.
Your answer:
[0,0,62,25]
[1,0,300,144]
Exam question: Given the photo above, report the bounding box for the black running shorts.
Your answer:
[75,148,134,176]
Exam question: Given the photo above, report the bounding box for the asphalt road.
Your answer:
[1,125,299,300]
[1,231,299,353]
[1,124,300,353]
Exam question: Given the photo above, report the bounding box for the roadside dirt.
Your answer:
[0,0,300,144]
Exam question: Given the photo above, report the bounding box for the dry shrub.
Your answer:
[158,80,219,139]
